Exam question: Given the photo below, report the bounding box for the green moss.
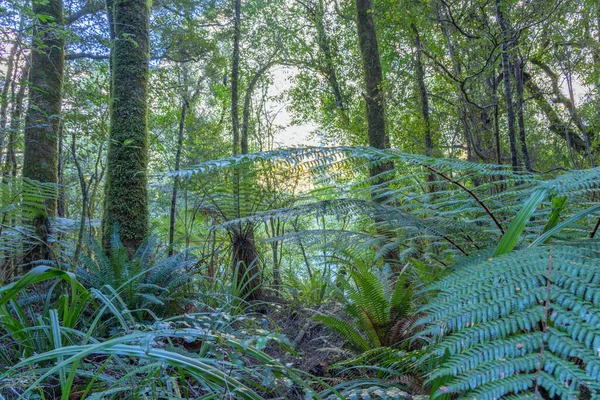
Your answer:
[102,0,150,255]
[21,0,64,263]
[23,0,64,214]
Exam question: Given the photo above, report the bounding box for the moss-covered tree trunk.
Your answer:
[102,0,150,255]
[22,0,65,263]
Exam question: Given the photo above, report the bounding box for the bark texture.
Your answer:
[513,56,532,171]
[495,0,519,170]
[412,24,432,157]
[355,0,392,179]
[102,0,150,255]
[22,0,65,262]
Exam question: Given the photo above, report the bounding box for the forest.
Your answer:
[1,0,600,398]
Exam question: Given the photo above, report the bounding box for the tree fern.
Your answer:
[419,241,600,399]
[175,147,600,271]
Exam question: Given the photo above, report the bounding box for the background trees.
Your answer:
[2,0,600,397]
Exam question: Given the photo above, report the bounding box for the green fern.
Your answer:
[76,230,195,316]
[419,241,600,399]
[314,261,415,352]
[177,147,600,272]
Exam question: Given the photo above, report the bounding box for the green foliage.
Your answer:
[0,178,58,268]
[0,265,316,399]
[419,242,600,399]
[314,261,415,352]
[76,230,194,316]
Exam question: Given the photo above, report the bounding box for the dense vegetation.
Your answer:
[1,0,600,398]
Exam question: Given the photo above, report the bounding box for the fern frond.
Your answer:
[420,241,600,399]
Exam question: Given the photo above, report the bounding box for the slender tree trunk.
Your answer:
[315,0,345,109]
[4,66,27,180]
[22,0,65,264]
[513,56,532,171]
[495,0,519,171]
[241,61,276,153]
[232,0,241,156]
[71,125,87,263]
[102,0,150,255]
[411,24,432,157]
[57,121,65,217]
[355,0,391,177]
[168,100,187,256]
[491,65,502,165]
[437,2,487,162]
[0,41,19,161]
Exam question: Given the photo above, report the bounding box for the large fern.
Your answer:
[418,241,600,399]
[175,147,600,270]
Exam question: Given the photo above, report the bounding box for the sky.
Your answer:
[264,66,320,148]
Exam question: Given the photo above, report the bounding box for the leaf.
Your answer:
[493,188,549,256]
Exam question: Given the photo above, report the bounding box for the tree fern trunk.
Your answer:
[230,0,262,299]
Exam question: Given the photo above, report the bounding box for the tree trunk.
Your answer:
[168,100,187,256]
[513,56,532,171]
[71,124,87,263]
[315,0,345,109]
[22,0,65,264]
[436,2,487,162]
[230,0,261,300]
[231,0,241,156]
[57,121,65,218]
[411,24,432,157]
[495,0,519,171]
[241,61,277,153]
[524,74,589,154]
[102,0,150,255]
[355,0,400,265]
[0,41,19,160]
[355,0,392,178]
[4,66,27,179]
[491,64,502,165]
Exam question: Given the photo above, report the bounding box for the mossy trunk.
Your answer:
[22,0,64,264]
[102,0,150,255]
